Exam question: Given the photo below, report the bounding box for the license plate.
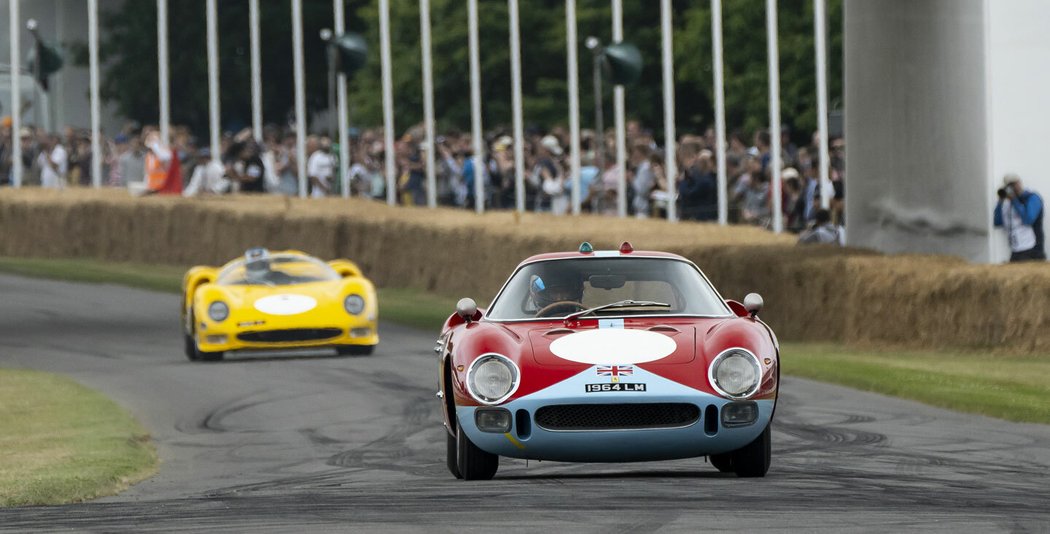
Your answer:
[585,383,646,393]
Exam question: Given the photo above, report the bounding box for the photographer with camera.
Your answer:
[993,173,1045,262]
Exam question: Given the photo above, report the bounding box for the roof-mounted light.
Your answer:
[579,242,594,254]
[619,241,634,254]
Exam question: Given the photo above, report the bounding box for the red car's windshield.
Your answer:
[485,257,731,320]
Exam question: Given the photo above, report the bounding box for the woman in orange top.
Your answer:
[143,130,169,191]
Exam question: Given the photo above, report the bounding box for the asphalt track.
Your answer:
[1,274,1049,532]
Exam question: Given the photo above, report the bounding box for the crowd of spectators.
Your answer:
[0,116,845,237]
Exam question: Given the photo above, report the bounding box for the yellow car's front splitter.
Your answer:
[196,321,378,354]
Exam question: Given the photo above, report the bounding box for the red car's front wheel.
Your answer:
[456,417,498,480]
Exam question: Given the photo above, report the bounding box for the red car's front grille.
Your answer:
[534,403,700,431]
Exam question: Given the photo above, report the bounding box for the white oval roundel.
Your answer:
[254,294,317,316]
[549,329,677,365]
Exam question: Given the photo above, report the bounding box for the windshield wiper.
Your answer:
[563,300,670,324]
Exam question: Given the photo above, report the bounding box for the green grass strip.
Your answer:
[0,369,157,506]
[0,257,184,294]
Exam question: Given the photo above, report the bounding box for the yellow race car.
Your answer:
[181,248,378,361]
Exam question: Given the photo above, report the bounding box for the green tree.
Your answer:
[87,0,364,135]
[87,0,842,143]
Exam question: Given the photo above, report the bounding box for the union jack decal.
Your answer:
[596,365,633,377]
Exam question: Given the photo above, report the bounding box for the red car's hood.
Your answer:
[527,320,697,367]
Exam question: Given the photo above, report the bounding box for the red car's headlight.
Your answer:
[709,348,762,399]
[467,354,520,405]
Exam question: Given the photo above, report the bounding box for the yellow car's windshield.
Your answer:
[216,254,340,286]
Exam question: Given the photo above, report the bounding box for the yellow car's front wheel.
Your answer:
[185,312,224,362]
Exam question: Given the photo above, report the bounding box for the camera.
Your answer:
[997,187,1009,200]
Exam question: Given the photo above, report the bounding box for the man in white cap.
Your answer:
[531,135,567,214]
[994,173,1044,262]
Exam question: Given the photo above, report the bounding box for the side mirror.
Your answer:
[743,293,763,317]
[456,298,478,323]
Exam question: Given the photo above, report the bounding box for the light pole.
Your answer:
[321,28,337,145]
[585,36,603,172]
[26,19,51,132]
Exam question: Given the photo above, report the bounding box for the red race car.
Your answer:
[436,242,779,480]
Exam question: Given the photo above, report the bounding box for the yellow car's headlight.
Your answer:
[208,301,229,322]
[344,294,365,315]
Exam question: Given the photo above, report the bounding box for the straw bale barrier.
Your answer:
[2,188,1048,353]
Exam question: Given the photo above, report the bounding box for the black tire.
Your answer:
[199,350,224,362]
[336,345,376,356]
[709,453,734,473]
[731,423,771,478]
[184,333,200,361]
[456,417,498,480]
[446,430,462,479]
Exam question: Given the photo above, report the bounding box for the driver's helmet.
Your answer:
[529,272,583,310]
[244,247,272,276]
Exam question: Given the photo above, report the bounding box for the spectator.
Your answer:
[493,136,515,209]
[678,143,717,221]
[118,132,146,191]
[0,117,12,185]
[142,128,181,195]
[274,132,299,196]
[829,137,846,224]
[781,167,803,232]
[533,135,566,214]
[37,134,68,189]
[183,149,229,197]
[20,127,39,185]
[647,150,671,218]
[630,142,655,218]
[994,173,1045,262]
[436,138,463,205]
[798,208,845,246]
[400,144,426,206]
[595,158,620,216]
[107,134,128,187]
[228,141,266,193]
[741,172,771,227]
[306,136,334,198]
[72,135,93,186]
[577,153,601,212]
[753,129,772,174]
[462,144,485,208]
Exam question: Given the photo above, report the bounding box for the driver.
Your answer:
[529,272,583,312]
[244,247,272,280]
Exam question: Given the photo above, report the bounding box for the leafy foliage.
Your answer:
[88,0,841,141]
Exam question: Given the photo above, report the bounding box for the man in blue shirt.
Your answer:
[993,173,1045,262]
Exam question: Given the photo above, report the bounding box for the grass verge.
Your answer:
[0,369,157,506]
[1,256,1047,425]
[781,342,1050,424]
